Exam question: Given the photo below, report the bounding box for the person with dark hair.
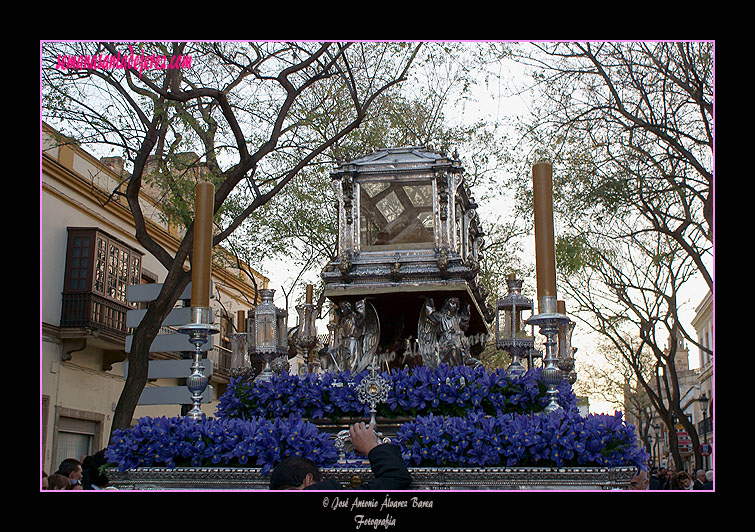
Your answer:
[676,471,694,490]
[55,458,83,490]
[82,450,114,490]
[269,422,412,490]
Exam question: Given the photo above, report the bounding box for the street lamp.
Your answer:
[698,392,710,469]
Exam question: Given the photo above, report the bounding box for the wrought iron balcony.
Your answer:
[60,291,130,338]
[697,416,713,438]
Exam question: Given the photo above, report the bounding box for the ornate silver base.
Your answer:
[107,465,637,490]
[526,297,570,414]
[177,307,219,420]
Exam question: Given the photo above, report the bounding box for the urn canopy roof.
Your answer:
[331,146,462,177]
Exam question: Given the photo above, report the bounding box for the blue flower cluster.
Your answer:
[215,371,371,421]
[105,365,648,473]
[215,364,578,422]
[396,409,649,469]
[104,414,338,474]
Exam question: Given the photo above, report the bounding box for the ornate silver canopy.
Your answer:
[322,147,493,371]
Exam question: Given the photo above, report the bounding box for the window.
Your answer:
[54,414,100,467]
[68,234,91,290]
[61,228,143,334]
[359,179,434,250]
[65,228,142,305]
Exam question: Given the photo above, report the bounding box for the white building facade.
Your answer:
[41,123,267,475]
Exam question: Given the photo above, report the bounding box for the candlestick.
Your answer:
[191,182,214,313]
[527,166,570,413]
[179,182,217,421]
[532,162,557,313]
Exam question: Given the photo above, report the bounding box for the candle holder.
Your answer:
[495,275,535,379]
[525,296,570,413]
[178,307,219,420]
[294,300,319,374]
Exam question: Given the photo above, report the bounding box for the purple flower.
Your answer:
[105,415,338,473]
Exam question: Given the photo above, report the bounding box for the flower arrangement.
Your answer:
[215,364,578,422]
[105,414,338,473]
[396,410,649,469]
[105,365,648,474]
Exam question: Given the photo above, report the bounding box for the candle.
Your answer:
[306,283,313,304]
[557,300,567,334]
[191,182,214,309]
[237,310,246,333]
[532,161,557,307]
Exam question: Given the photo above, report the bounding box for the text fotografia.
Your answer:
[55,46,191,78]
[325,494,433,529]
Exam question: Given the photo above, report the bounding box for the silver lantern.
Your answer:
[251,288,288,383]
[496,274,535,378]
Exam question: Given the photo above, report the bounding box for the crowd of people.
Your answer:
[41,449,115,490]
[631,466,714,490]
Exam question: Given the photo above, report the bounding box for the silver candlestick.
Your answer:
[525,296,570,413]
[178,307,219,420]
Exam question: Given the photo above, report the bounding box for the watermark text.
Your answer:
[55,45,191,78]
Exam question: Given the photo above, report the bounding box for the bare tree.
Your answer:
[509,41,713,290]
[42,41,421,438]
[557,223,703,470]
[500,41,713,471]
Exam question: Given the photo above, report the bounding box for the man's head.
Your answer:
[56,458,83,485]
[269,457,322,490]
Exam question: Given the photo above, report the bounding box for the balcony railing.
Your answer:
[60,291,130,338]
[697,416,713,438]
[210,343,232,376]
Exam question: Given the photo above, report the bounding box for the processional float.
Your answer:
[107,149,644,491]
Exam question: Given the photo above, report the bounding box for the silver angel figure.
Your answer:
[333,299,380,374]
[557,319,577,384]
[418,297,477,368]
[354,300,380,373]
